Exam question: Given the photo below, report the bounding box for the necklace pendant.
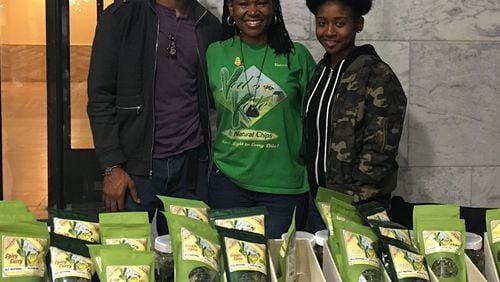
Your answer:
[245,104,260,117]
[167,34,177,56]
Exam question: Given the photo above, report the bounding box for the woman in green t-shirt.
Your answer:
[206,0,316,238]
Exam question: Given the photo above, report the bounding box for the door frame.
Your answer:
[46,0,105,212]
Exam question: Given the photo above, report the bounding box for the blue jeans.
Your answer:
[125,145,208,235]
[208,166,309,239]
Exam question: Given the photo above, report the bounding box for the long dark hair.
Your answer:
[221,0,294,57]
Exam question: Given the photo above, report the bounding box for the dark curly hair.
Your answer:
[221,0,294,57]
[306,0,372,17]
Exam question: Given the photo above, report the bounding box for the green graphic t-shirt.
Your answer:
[206,37,315,194]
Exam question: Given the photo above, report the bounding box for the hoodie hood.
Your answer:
[322,44,380,67]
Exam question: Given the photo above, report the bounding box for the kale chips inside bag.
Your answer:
[332,216,381,282]
[278,209,296,282]
[99,212,150,250]
[49,233,94,282]
[167,213,221,282]
[209,206,267,236]
[158,195,210,222]
[379,236,429,281]
[0,221,50,281]
[48,209,99,243]
[486,208,500,275]
[415,218,466,281]
[217,227,270,282]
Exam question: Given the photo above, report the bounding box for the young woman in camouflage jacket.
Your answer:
[304,0,407,216]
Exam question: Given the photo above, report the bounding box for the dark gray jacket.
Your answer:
[87,0,223,175]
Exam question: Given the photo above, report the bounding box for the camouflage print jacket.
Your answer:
[304,45,407,202]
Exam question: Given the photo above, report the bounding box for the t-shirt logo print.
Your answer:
[218,66,286,128]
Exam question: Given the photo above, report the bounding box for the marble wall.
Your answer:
[203,0,500,208]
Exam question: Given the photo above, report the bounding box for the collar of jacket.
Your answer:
[148,0,208,23]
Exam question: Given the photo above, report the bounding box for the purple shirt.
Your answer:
[153,3,203,158]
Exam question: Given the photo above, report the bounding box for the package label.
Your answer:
[181,228,219,271]
[2,235,48,278]
[224,237,266,274]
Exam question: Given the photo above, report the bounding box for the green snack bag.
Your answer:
[218,227,270,282]
[315,200,334,235]
[316,187,354,204]
[0,221,50,281]
[368,220,413,247]
[158,195,210,222]
[99,212,150,250]
[332,216,381,282]
[327,200,364,266]
[379,236,430,281]
[167,213,221,282]
[0,212,37,223]
[209,206,267,236]
[100,248,155,282]
[486,208,500,274]
[87,244,131,281]
[48,209,100,243]
[330,197,363,224]
[100,224,151,251]
[278,209,296,282]
[98,211,149,225]
[356,201,390,223]
[412,204,459,244]
[49,233,94,282]
[0,200,30,212]
[315,196,361,236]
[415,218,466,281]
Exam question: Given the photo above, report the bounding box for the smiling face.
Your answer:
[314,1,363,65]
[228,0,274,44]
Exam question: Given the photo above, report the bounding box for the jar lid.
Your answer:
[465,232,482,250]
[315,229,328,247]
[281,231,316,247]
[155,234,172,253]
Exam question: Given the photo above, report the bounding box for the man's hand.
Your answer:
[102,167,141,212]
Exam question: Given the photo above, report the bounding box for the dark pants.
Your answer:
[125,145,208,235]
[208,166,308,239]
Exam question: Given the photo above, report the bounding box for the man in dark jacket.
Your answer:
[87,0,223,234]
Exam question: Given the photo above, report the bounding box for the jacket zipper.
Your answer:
[149,2,159,178]
[194,10,213,176]
[116,105,143,114]
[323,60,345,179]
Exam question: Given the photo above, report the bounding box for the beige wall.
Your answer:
[0,0,113,45]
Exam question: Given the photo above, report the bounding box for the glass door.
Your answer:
[46,0,112,215]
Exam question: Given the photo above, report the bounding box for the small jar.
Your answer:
[465,232,485,275]
[314,229,328,268]
[155,235,174,282]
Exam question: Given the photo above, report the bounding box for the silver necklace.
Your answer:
[158,4,182,57]
[239,41,269,117]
